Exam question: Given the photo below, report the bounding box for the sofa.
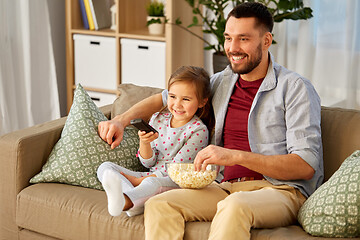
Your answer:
[1,83,360,240]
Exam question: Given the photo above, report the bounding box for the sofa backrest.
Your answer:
[321,106,360,181]
[111,84,163,119]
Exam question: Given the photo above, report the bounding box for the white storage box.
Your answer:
[87,91,117,108]
[121,38,166,89]
[74,34,117,90]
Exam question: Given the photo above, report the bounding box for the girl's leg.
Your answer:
[101,169,126,216]
[124,176,178,217]
[97,161,142,192]
[97,162,147,216]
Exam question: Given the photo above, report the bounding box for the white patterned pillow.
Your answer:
[30,84,147,190]
[298,150,360,237]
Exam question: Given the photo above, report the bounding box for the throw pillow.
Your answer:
[298,150,360,237]
[30,84,147,190]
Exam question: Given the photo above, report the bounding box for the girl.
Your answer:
[97,66,213,217]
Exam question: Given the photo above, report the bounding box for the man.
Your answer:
[98,2,323,239]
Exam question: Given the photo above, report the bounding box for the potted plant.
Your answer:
[171,0,313,72]
[146,0,166,35]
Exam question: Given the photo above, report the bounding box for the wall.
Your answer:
[47,0,67,117]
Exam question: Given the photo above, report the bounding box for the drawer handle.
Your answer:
[90,41,100,45]
[138,45,149,50]
[91,97,100,101]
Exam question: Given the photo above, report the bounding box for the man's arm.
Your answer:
[98,93,163,149]
[194,145,315,181]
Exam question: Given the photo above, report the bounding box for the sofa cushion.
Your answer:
[111,83,163,119]
[30,84,147,190]
[17,183,145,240]
[298,150,360,238]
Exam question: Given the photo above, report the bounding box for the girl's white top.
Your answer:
[137,111,209,177]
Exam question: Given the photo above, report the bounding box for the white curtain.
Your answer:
[270,0,360,110]
[0,0,60,135]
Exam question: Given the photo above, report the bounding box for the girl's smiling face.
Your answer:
[167,81,207,128]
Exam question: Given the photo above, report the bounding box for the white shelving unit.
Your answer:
[65,0,204,111]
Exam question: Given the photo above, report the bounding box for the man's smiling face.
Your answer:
[224,17,267,78]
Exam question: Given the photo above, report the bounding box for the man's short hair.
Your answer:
[227,2,274,33]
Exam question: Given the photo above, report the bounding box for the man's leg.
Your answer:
[144,184,228,240]
[209,182,306,240]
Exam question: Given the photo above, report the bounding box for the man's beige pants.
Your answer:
[144,180,306,240]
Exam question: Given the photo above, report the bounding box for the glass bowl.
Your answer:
[166,163,219,189]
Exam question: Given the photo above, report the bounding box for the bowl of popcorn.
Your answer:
[167,163,219,189]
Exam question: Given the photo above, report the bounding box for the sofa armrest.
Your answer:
[0,104,112,239]
[0,116,66,239]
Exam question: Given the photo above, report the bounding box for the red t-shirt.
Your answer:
[222,76,264,182]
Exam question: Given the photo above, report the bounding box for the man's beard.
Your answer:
[228,43,262,75]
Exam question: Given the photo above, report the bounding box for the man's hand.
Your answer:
[98,118,125,149]
[98,93,163,149]
[194,145,315,180]
[194,145,236,171]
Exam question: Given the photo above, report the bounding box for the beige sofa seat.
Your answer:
[1,84,360,240]
[17,183,145,240]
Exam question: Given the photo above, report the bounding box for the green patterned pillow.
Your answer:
[30,84,147,190]
[298,150,360,237]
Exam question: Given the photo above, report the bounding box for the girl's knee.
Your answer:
[97,162,113,180]
[141,176,164,188]
[98,161,115,171]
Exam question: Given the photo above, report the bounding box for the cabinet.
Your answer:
[120,38,166,89]
[73,34,117,91]
[65,0,204,111]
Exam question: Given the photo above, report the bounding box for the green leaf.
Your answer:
[187,16,199,27]
[202,1,216,9]
[193,7,201,15]
[145,0,165,17]
[278,0,293,11]
[203,29,212,34]
[185,0,195,8]
[175,18,182,25]
[204,45,215,50]
[146,18,162,26]
[274,7,313,22]
[267,7,276,15]
[278,0,304,11]
[193,16,199,24]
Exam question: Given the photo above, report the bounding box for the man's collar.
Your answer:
[258,52,277,92]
